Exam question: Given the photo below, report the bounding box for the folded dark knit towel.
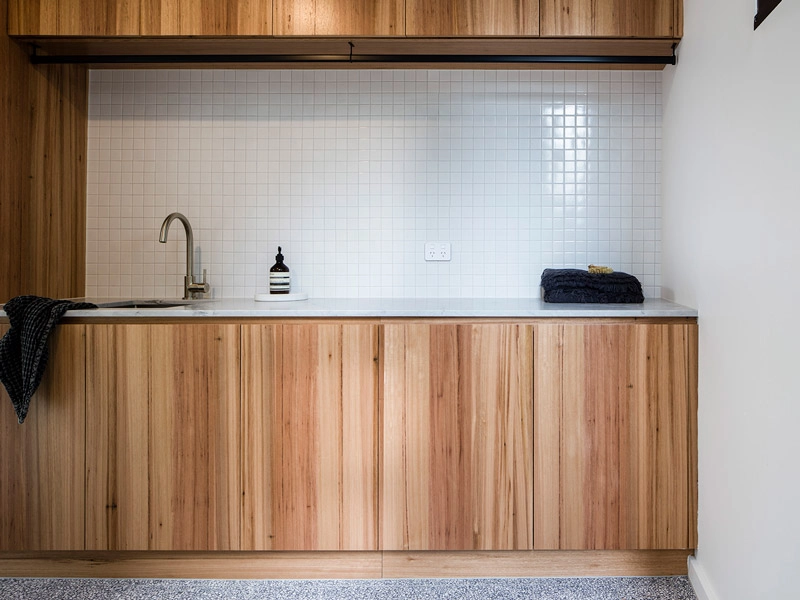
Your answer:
[0,296,97,423]
[540,268,644,304]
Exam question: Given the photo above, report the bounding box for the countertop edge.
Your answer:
[1,298,697,320]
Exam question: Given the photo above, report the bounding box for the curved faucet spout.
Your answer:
[159,212,194,290]
[159,212,209,299]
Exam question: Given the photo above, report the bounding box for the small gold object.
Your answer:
[588,264,614,274]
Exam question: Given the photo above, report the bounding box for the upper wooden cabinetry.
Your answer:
[274,0,403,36]
[406,0,538,36]
[8,0,272,36]
[7,0,682,67]
[540,0,678,38]
[8,0,140,35]
[141,0,272,35]
[2,0,87,303]
[9,0,680,38]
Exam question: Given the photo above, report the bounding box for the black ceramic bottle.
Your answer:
[269,246,291,294]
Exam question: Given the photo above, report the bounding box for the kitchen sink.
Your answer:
[95,299,208,309]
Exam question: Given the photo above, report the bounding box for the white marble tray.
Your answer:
[254,292,309,302]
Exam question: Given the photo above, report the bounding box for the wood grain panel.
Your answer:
[674,0,683,39]
[382,323,533,550]
[7,0,58,35]
[629,323,690,549]
[406,0,538,36]
[141,0,271,35]
[383,549,691,577]
[0,0,29,302]
[85,324,150,550]
[533,323,693,550]
[0,551,384,579]
[58,0,141,35]
[686,322,698,548]
[340,324,380,548]
[0,549,690,579]
[540,0,676,38]
[275,0,402,36]
[235,0,273,35]
[381,323,430,550]
[3,1,87,301]
[149,324,241,550]
[532,323,562,549]
[0,325,86,550]
[241,324,278,549]
[24,62,87,299]
[241,323,379,550]
[8,0,140,35]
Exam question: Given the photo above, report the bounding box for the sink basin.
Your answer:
[96,299,204,309]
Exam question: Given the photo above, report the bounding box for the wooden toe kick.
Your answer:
[0,550,692,579]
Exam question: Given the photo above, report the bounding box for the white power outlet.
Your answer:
[424,242,451,262]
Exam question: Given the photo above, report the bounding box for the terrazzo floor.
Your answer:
[0,576,697,599]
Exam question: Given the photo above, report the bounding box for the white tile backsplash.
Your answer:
[86,69,661,299]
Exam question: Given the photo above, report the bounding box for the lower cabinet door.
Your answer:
[382,323,534,550]
[0,324,86,551]
[534,323,697,550]
[148,323,241,550]
[241,323,379,550]
[86,323,241,551]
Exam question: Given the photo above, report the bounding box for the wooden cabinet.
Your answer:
[8,0,141,35]
[6,0,682,68]
[0,324,86,551]
[274,0,402,36]
[533,322,697,550]
[540,0,678,38]
[406,0,538,36]
[85,323,241,551]
[141,0,272,35]
[85,324,149,550]
[2,0,88,303]
[382,323,533,550]
[149,324,241,550]
[8,0,271,36]
[9,0,682,39]
[241,323,379,550]
[0,317,696,560]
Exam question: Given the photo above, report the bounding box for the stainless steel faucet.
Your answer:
[158,212,210,300]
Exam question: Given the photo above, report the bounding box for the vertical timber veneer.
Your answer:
[241,323,379,550]
[406,0,538,36]
[0,325,86,550]
[1,0,87,302]
[86,324,241,551]
[382,322,533,550]
[534,322,697,550]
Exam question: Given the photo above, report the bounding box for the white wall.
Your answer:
[86,69,662,299]
[662,1,800,598]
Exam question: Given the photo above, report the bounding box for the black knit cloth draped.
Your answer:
[0,296,96,423]
[540,268,644,304]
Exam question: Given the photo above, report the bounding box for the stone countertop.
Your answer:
[16,297,698,319]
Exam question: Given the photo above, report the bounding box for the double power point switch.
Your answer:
[424,242,451,262]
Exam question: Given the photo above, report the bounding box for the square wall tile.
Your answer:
[86,69,662,299]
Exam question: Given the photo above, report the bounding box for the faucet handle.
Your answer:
[188,269,210,297]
